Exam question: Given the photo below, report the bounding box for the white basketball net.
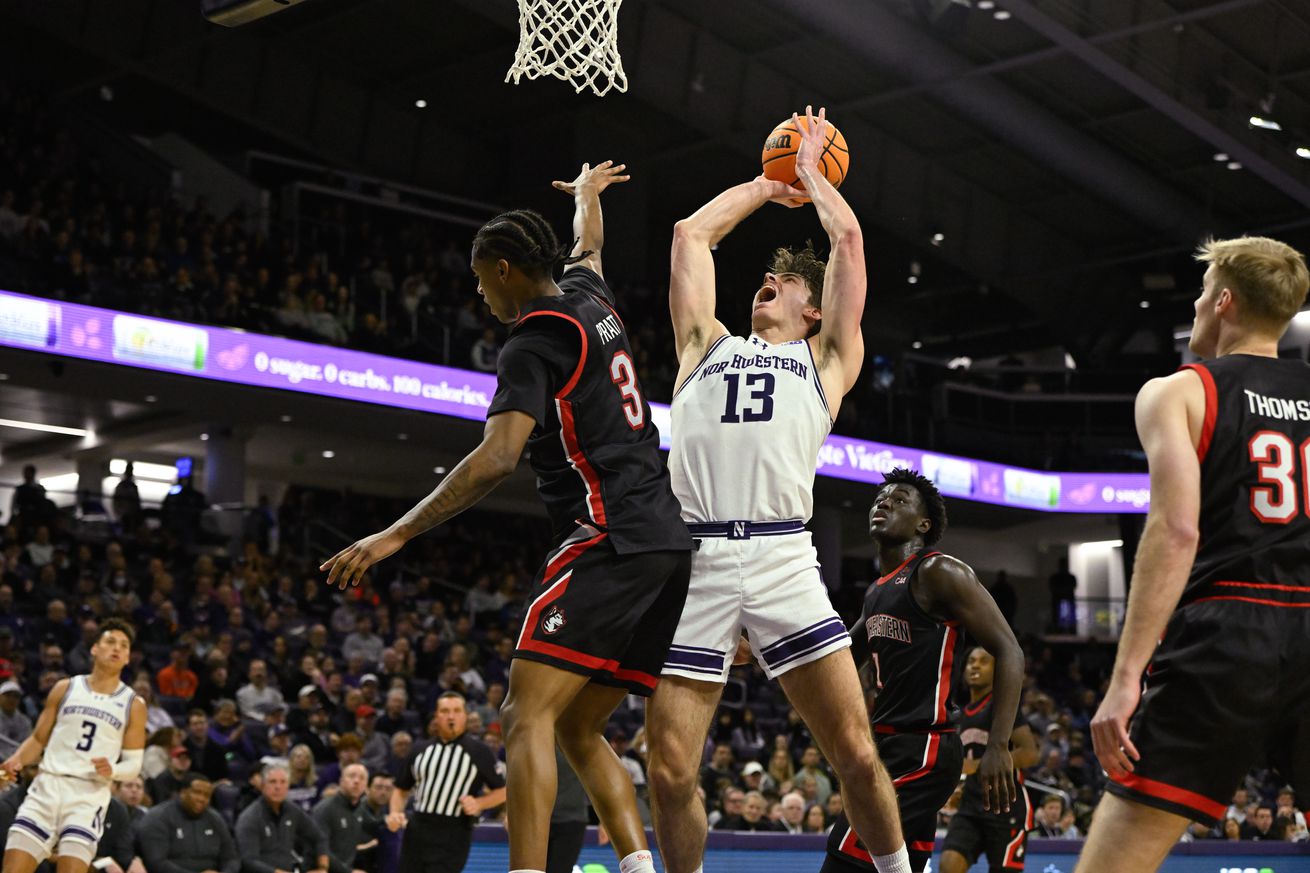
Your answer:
[505,0,627,97]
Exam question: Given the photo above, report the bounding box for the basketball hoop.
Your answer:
[505,0,627,97]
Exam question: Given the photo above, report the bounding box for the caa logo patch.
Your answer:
[542,607,566,635]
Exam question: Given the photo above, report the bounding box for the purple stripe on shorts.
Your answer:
[13,817,50,840]
[664,648,726,670]
[760,619,848,667]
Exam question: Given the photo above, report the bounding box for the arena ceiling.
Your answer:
[4,0,1310,360]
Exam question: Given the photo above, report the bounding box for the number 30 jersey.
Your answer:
[487,267,690,555]
[43,675,133,780]
[1180,355,1310,607]
[669,335,832,523]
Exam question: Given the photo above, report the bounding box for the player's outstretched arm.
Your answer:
[670,177,801,368]
[1092,371,1202,778]
[0,678,67,780]
[320,411,535,589]
[795,106,865,403]
[553,160,630,279]
[917,555,1024,814]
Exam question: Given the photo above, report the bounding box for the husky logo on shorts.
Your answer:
[542,606,566,635]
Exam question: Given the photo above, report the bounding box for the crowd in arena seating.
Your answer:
[1,472,1305,873]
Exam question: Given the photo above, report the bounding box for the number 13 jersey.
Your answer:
[1180,355,1310,607]
[669,335,832,523]
[43,676,133,780]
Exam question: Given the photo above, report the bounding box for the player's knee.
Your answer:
[829,734,880,785]
[646,743,699,802]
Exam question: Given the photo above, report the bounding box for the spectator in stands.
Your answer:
[261,723,293,768]
[158,643,199,700]
[469,327,500,372]
[386,731,414,779]
[0,680,31,746]
[1275,788,1308,842]
[739,761,765,797]
[707,788,743,829]
[1033,795,1078,838]
[143,727,180,780]
[298,706,337,764]
[235,765,329,873]
[115,776,149,824]
[319,733,364,788]
[209,698,256,766]
[701,743,737,800]
[237,659,285,720]
[341,614,384,671]
[1047,558,1077,632]
[138,773,240,873]
[825,792,843,827]
[447,643,485,699]
[762,748,793,795]
[185,708,231,783]
[730,708,766,765]
[1222,817,1242,840]
[797,746,833,806]
[111,463,142,531]
[1242,805,1276,840]
[354,705,389,774]
[24,526,54,569]
[1226,786,1250,825]
[722,791,777,832]
[804,803,827,834]
[376,688,418,736]
[10,465,47,530]
[778,791,807,834]
[287,743,323,811]
[132,676,175,734]
[150,746,195,804]
[312,762,379,873]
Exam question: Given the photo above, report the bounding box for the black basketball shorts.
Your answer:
[513,525,692,696]
[822,729,964,873]
[940,783,1033,872]
[1105,598,1310,824]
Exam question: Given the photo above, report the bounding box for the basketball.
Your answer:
[761,114,849,196]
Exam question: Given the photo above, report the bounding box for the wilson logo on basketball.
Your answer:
[763,134,792,150]
[542,606,566,635]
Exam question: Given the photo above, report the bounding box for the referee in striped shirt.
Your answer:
[390,692,506,872]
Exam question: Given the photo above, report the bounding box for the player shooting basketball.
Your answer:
[645,106,911,873]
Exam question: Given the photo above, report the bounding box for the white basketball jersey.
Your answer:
[42,675,132,780]
[669,334,832,522]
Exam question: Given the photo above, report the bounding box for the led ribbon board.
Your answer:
[0,289,1150,513]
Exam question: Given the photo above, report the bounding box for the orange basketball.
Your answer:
[761,115,849,197]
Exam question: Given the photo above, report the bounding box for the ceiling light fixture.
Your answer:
[931,232,945,245]
[1226,160,1243,170]
[0,418,90,437]
[1297,147,1310,160]
[144,395,158,403]
[977,0,994,7]
[322,450,336,459]
[434,466,447,475]
[200,433,209,441]
[397,433,409,441]
[1249,115,1282,131]
[993,9,1011,19]
[280,414,293,423]
[1212,152,1228,162]
[1139,300,1151,309]
[415,99,428,109]
[912,340,924,349]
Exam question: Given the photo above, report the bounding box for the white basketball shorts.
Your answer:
[7,772,110,864]
[661,521,850,683]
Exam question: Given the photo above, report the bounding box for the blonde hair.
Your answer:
[1195,236,1309,331]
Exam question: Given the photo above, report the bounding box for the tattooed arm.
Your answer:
[320,411,536,588]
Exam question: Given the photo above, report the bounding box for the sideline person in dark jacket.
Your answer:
[311,764,382,873]
[235,765,329,873]
[137,773,240,873]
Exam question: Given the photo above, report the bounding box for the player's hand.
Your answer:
[754,175,806,208]
[0,757,19,787]
[552,160,630,198]
[385,812,407,832]
[92,756,113,779]
[792,104,829,183]
[977,746,1016,813]
[1091,679,1141,778]
[732,636,754,666]
[320,528,407,589]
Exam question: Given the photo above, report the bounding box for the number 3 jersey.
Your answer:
[43,675,133,780]
[669,335,831,523]
[487,267,690,554]
[1179,356,1310,607]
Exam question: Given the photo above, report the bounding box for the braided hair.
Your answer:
[881,467,948,547]
[472,209,592,280]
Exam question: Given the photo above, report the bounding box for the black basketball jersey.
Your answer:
[1179,355,1310,606]
[956,692,1025,814]
[487,267,691,554]
[858,551,964,731]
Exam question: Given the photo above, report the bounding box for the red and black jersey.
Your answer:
[856,551,964,731]
[1179,355,1310,607]
[487,267,691,554]
[957,692,1026,815]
